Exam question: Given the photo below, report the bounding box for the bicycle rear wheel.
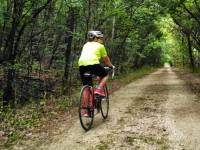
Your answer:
[79,85,94,131]
[100,86,109,119]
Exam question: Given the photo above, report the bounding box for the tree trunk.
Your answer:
[2,0,24,109]
[85,0,91,41]
[63,7,76,85]
[48,31,62,69]
[111,16,116,40]
[2,0,53,109]
[3,62,15,109]
[186,33,195,71]
[182,37,185,67]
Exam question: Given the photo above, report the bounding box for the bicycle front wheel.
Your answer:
[100,86,109,119]
[79,85,94,131]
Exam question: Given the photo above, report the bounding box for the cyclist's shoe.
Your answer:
[94,88,105,97]
[83,110,91,117]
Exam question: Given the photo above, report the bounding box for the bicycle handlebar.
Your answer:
[104,67,115,79]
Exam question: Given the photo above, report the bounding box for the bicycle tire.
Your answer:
[79,85,94,131]
[100,85,109,119]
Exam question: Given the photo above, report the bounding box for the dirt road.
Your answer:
[14,66,200,150]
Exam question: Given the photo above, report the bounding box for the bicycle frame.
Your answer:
[79,67,114,131]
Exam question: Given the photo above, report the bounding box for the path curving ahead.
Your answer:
[14,66,200,150]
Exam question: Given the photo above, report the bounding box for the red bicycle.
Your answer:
[78,67,115,131]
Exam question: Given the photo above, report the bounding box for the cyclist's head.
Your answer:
[88,31,104,42]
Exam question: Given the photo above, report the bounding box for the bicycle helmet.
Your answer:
[87,31,104,39]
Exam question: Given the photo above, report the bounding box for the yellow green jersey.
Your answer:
[78,42,107,66]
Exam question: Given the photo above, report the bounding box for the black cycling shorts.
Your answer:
[79,64,108,86]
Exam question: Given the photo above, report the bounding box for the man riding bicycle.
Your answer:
[78,31,115,96]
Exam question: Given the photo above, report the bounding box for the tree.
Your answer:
[1,0,53,109]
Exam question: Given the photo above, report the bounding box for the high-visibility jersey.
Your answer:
[78,42,107,66]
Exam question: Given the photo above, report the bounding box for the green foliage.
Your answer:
[0,107,38,147]
[1,0,200,147]
[155,0,200,68]
[58,96,74,111]
[116,66,157,84]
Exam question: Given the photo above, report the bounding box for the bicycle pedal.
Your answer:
[101,98,106,101]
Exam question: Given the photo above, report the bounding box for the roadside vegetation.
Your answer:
[0,66,156,148]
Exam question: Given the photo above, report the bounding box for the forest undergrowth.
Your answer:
[0,66,156,148]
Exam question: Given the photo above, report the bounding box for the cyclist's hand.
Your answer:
[111,65,115,79]
[111,65,115,70]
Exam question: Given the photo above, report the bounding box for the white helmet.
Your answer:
[88,31,103,39]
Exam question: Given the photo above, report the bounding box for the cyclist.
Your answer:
[78,31,115,97]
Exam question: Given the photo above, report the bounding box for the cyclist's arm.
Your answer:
[102,56,113,68]
[100,45,114,68]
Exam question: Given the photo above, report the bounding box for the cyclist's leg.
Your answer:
[79,66,93,86]
[90,64,108,96]
[99,75,109,87]
[79,66,93,116]
[82,87,93,117]
[90,64,108,85]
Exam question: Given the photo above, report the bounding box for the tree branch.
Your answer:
[182,3,200,26]
[194,0,200,14]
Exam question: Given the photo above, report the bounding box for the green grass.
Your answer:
[124,135,170,149]
[176,65,200,74]
[111,66,157,86]
[96,142,109,150]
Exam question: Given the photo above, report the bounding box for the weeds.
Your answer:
[96,141,109,150]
